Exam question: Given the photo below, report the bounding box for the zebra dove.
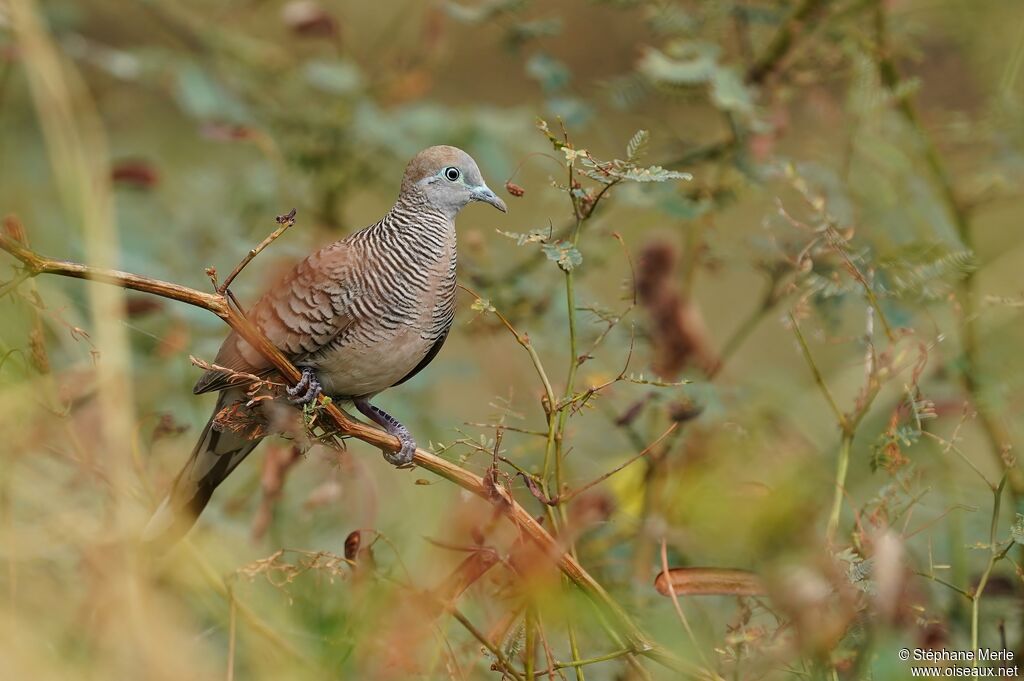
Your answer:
[144,146,506,543]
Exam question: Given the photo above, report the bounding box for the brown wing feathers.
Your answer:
[193,241,354,395]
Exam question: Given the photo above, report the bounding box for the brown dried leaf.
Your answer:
[111,159,160,188]
[344,530,361,560]
[654,567,766,597]
[280,0,339,38]
[637,239,720,378]
[3,214,27,244]
[432,549,500,606]
[124,296,163,317]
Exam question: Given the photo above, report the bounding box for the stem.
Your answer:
[566,620,586,681]
[789,313,849,432]
[913,571,973,601]
[552,268,580,494]
[972,475,1008,668]
[827,434,853,543]
[530,648,634,676]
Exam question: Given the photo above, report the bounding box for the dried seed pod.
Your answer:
[344,530,361,561]
[3,215,27,243]
[27,328,50,374]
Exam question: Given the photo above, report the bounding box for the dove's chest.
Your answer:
[312,226,456,397]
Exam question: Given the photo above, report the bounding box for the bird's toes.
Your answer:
[288,369,322,405]
[286,370,309,398]
[384,436,416,468]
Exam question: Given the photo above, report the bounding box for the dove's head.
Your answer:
[400,145,507,218]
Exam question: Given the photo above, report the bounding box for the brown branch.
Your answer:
[0,229,686,676]
[0,233,229,318]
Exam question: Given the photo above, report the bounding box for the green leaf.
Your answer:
[444,0,525,23]
[174,62,250,123]
[658,193,710,219]
[637,43,718,85]
[303,59,363,95]
[526,52,570,93]
[507,18,563,46]
[623,373,690,387]
[626,129,649,161]
[562,147,588,165]
[647,4,697,35]
[471,298,496,313]
[1012,514,1024,545]
[611,165,692,182]
[877,245,977,300]
[710,66,753,114]
[536,119,567,150]
[542,241,582,271]
[496,227,549,246]
[546,95,594,128]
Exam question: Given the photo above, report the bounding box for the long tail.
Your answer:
[143,389,262,545]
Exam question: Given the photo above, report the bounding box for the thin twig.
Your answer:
[972,475,1009,668]
[559,422,679,504]
[789,312,848,432]
[450,607,525,681]
[218,208,296,293]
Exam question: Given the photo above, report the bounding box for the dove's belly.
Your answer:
[309,324,438,398]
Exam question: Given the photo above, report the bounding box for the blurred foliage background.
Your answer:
[1,0,1023,679]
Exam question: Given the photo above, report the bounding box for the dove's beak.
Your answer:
[472,185,507,213]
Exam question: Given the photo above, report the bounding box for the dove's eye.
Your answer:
[443,166,461,182]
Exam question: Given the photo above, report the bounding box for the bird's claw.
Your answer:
[287,368,322,405]
[384,435,417,468]
[353,398,417,469]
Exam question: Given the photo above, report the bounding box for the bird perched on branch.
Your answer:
[144,146,506,544]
